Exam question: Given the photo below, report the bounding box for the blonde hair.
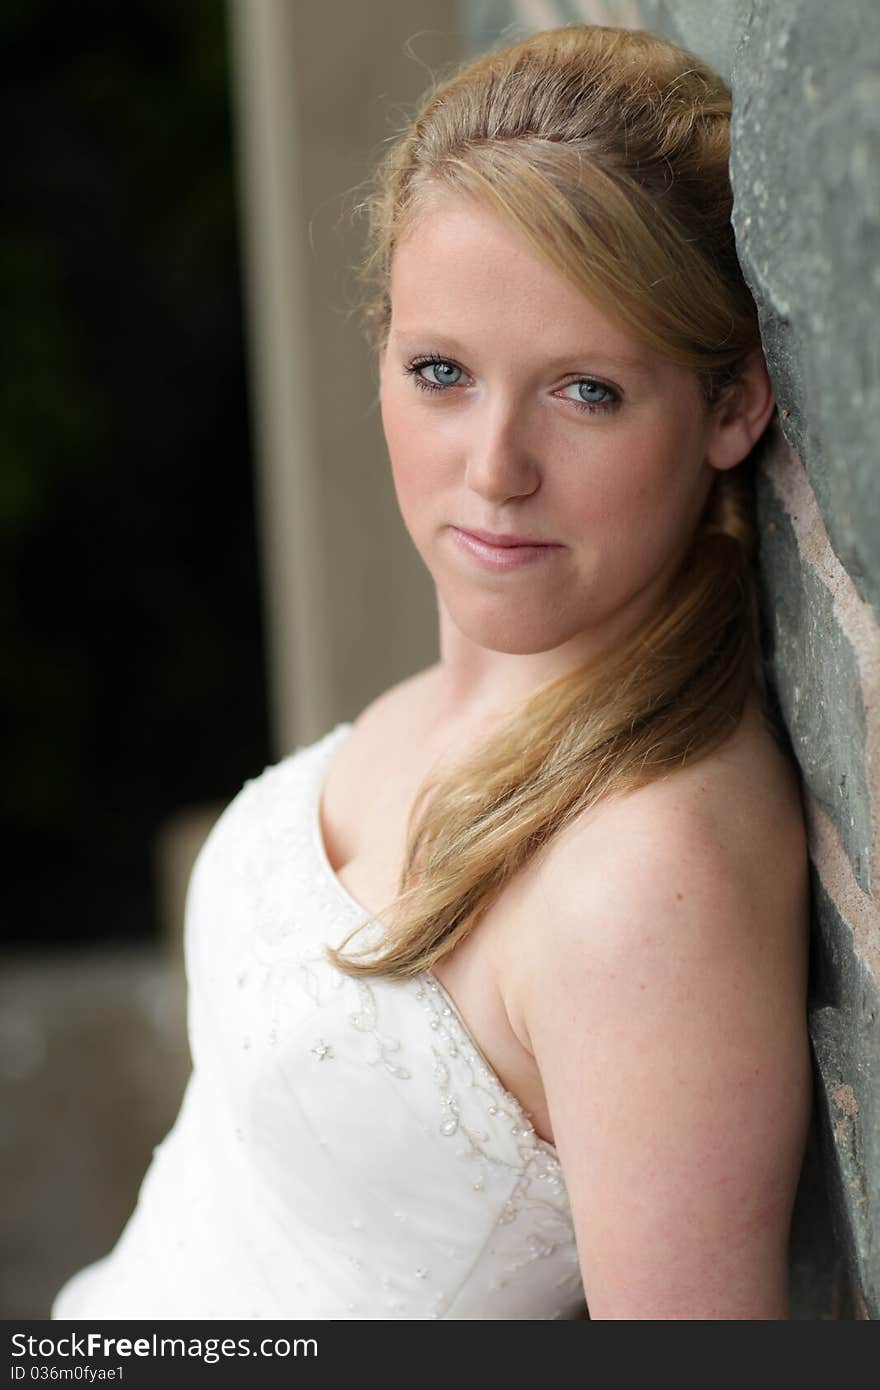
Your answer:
[328,23,776,980]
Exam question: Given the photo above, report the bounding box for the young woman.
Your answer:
[53,23,811,1321]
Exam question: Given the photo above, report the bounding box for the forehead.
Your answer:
[388,193,654,368]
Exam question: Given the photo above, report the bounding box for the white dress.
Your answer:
[52,724,584,1320]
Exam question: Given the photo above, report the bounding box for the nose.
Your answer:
[463,402,541,504]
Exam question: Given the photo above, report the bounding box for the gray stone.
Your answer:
[648,0,880,1317]
[809,877,880,1317]
[757,473,873,896]
[729,1,880,613]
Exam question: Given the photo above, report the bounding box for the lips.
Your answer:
[455,526,558,547]
[449,525,564,571]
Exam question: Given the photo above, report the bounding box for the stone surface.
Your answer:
[757,462,873,895]
[727,1,880,1320]
[728,4,880,617]
[809,876,879,1316]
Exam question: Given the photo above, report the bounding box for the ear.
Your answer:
[705,347,777,471]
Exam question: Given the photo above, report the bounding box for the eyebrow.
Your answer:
[390,331,651,374]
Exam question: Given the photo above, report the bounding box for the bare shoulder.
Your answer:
[516,694,812,1318]
[525,690,809,968]
[518,692,812,1077]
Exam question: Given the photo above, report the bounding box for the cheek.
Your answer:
[592,422,703,518]
[558,432,704,574]
[553,442,658,534]
[381,378,460,514]
[389,457,429,535]
[381,383,439,532]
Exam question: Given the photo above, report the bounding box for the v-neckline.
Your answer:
[308,723,560,1158]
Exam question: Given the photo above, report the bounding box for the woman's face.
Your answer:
[379,195,739,659]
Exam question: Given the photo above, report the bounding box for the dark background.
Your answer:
[2,0,270,948]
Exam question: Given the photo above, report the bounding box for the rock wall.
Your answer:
[718,0,880,1320]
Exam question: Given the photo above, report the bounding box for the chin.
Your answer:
[444,595,574,656]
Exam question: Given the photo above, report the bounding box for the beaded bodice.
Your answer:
[52,725,585,1321]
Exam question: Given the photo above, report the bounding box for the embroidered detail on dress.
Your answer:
[496,1228,583,1290]
[347,980,411,1079]
[411,974,581,1300]
[310,1039,333,1060]
[413,978,537,1155]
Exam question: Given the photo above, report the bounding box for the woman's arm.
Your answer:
[521,781,812,1320]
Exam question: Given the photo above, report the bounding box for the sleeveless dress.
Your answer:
[51,724,585,1321]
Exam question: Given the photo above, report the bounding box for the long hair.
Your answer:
[327,23,776,980]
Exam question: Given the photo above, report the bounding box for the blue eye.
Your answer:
[567,378,606,405]
[404,354,463,391]
[402,353,621,415]
[561,378,617,408]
